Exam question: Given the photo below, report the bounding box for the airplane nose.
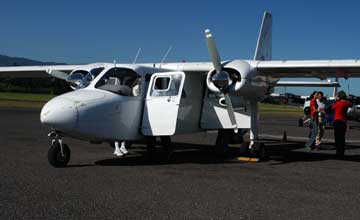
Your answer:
[40,97,78,131]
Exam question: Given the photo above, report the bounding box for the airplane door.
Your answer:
[141,72,185,136]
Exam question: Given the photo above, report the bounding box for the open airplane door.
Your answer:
[141,72,186,136]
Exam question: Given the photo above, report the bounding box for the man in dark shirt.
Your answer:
[332,91,351,158]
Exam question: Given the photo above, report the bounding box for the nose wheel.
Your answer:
[47,132,71,167]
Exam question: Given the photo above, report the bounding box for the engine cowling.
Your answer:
[206,60,251,94]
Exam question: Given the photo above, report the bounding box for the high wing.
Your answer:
[256,60,360,79]
[275,81,340,87]
[0,65,82,78]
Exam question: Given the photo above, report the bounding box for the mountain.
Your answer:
[0,54,65,66]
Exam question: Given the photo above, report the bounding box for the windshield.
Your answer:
[95,67,141,96]
[80,67,105,88]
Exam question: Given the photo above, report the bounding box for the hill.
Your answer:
[0,54,64,66]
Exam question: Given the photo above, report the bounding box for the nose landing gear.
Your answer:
[47,131,71,168]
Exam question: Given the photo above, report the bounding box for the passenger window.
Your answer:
[154,77,171,91]
[151,74,182,97]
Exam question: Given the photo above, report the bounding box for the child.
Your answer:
[315,92,326,147]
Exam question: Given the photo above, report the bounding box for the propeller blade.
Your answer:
[205,29,222,73]
[46,69,68,80]
[224,94,238,133]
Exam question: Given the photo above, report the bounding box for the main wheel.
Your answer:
[250,142,267,160]
[48,142,70,168]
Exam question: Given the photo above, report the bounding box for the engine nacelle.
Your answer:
[206,60,251,93]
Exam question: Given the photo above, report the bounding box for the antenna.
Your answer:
[113,60,117,68]
[160,45,173,66]
[133,48,142,64]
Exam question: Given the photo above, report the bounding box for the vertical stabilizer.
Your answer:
[254,11,272,61]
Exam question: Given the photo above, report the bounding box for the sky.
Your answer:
[1,0,360,96]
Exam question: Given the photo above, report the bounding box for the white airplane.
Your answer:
[1,11,360,167]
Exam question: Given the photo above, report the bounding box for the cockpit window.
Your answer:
[95,67,141,96]
[91,67,105,77]
[81,67,105,87]
[67,70,89,89]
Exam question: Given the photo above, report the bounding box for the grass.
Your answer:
[259,103,303,116]
[0,92,55,102]
[0,92,304,115]
[0,92,55,109]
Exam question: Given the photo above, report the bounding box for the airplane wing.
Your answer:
[0,65,81,78]
[256,60,360,79]
[275,81,340,87]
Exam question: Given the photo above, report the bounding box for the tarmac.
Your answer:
[1,107,360,220]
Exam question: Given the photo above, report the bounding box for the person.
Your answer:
[315,91,326,148]
[305,91,319,149]
[113,141,128,156]
[332,91,351,158]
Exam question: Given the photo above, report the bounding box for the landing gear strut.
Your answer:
[47,131,70,168]
[248,101,267,160]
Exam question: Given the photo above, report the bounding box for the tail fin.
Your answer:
[254,11,272,61]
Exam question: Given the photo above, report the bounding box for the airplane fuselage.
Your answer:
[40,61,278,143]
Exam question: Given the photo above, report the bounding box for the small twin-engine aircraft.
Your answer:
[2,12,360,167]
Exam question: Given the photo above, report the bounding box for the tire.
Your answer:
[304,107,310,116]
[48,142,71,168]
[251,143,267,160]
[298,118,303,127]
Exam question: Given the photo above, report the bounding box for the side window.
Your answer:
[154,77,171,90]
[151,74,182,97]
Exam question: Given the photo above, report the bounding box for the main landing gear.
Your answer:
[249,141,266,160]
[47,131,70,168]
[146,136,173,162]
[215,129,267,160]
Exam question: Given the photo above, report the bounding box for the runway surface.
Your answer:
[1,107,360,220]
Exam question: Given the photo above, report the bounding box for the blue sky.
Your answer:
[1,0,360,96]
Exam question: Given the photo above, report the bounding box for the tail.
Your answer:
[254,11,272,61]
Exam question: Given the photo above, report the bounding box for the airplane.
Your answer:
[2,11,360,167]
[270,80,340,105]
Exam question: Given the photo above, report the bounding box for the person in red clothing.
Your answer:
[332,91,351,158]
[305,91,319,149]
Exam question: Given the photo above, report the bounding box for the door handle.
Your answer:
[167,97,171,102]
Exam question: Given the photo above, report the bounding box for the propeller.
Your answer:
[205,29,238,133]
[46,69,68,81]
[46,69,84,90]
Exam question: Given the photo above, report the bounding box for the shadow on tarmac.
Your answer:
[91,141,360,167]
[265,141,360,165]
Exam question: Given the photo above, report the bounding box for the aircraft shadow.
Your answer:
[92,140,360,167]
[265,141,360,165]
[95,142,242,166]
